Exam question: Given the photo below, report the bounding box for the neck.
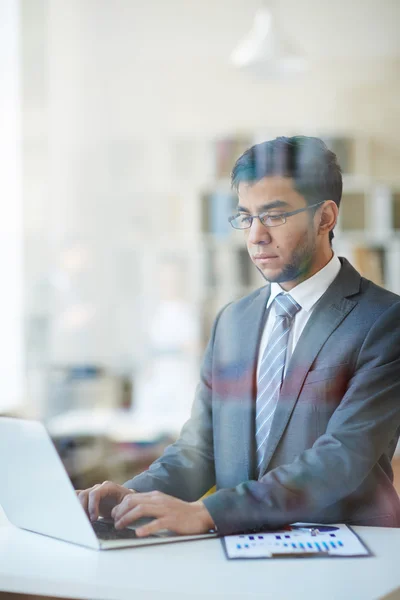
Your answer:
[280,247,334,292]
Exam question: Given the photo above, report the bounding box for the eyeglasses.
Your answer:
[228,201,325,230]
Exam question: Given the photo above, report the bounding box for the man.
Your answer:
[78,136,400,536]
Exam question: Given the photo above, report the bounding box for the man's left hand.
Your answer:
[110,491,215,536]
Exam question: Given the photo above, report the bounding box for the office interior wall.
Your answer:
[0,0,24,412]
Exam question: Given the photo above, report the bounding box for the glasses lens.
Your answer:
[260,214,286,227]
[230,215,252,229]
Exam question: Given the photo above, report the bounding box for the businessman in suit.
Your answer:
[79,136,400,536]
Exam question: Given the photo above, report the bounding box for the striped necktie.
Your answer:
[255,292,301,476]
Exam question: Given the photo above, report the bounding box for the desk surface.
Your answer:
[1,507,400,600]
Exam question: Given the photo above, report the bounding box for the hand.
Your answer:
[77,481,135,522]
[110,491,215,536]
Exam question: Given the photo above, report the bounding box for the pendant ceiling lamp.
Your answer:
[230,5,308,77]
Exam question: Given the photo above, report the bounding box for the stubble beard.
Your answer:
[258,229,317,285]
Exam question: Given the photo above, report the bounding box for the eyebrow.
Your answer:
[236,200,290,213]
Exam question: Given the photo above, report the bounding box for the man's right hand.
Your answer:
[77,481,135,522]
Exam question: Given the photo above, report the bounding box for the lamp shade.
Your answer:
[231,6,308,77]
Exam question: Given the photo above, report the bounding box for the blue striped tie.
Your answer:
[255,293,301,476]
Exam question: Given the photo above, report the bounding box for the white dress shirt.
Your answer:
[256,254,342,379]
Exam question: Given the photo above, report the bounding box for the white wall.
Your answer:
[0,0,24,412]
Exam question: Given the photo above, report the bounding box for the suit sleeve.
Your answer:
[203,301,400,534]
[122,308,226,501]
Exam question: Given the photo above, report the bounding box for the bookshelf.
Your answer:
[334,179,400,295]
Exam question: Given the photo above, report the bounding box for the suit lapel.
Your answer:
[258,258,362,477]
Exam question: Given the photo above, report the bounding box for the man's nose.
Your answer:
[247,217,272,245]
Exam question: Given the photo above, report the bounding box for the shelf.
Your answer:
[393,192,400,230]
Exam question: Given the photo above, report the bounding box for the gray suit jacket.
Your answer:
[126,258,400,534]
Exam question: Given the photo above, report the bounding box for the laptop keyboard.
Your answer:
[92,518,154,540]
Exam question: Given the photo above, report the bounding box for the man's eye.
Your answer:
[238,215,252,224]
[260,213,283,221]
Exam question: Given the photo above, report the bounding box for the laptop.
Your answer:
[0,417,217,550]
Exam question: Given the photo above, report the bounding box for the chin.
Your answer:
[264,273,286,284]
[256,265,284,283]
[257,262,306,286]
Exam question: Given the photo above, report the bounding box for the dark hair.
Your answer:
[231,136,342,243]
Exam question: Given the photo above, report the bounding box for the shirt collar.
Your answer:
[267,254,341,312]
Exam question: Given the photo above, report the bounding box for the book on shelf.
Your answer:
[353,245,385,287]
[204,246,217,289]
[236,247,253,287]
[201,191,237,237]
[213,137,252,179]
[340,192,366,231]
[393,192,400,230]
[320,136,355,174]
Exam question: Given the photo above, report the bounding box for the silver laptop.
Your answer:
[0,417,216,550]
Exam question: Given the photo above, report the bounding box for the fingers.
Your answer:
[78,487,93,517]
[77,484,101,519]
[110,492,211,537]
[114,503,164,530]
[77,481,128,521]
[112,490,162,523]
[135,518,170,537]
[87,482,107,522]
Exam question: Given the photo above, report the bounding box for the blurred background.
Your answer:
[1,0,400,489]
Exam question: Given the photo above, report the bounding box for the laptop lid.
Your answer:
[0,417,100,549]
[0,417,217,551]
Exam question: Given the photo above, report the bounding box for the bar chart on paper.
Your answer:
[223,524,371,559]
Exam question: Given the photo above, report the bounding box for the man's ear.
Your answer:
[318,201,338,236]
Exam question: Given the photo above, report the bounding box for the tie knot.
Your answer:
[274,293,301,320]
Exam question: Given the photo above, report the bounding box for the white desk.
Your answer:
[0,507,400,600]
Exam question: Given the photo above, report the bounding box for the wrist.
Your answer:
[192,500,216,531]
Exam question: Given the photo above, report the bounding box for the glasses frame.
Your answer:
[228,201,326,230]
